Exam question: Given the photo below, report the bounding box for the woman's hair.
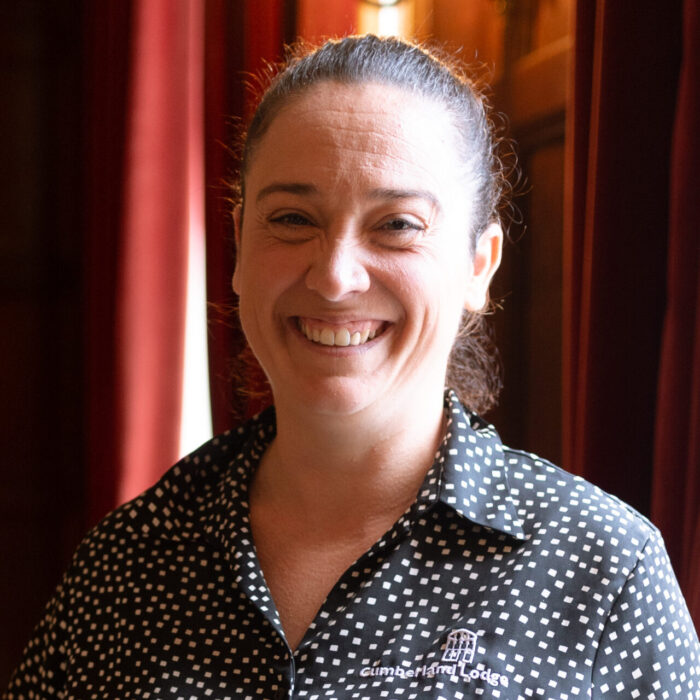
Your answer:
[235,34,513,414]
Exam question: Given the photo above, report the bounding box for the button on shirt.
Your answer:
[6,392,699,699]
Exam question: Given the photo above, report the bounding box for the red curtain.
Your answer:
[116,0,199,503]
[563,1,681,510]
[204,0,247,435]
[564,0,698,624]
[86,0,197,520]
[651,0,700,625]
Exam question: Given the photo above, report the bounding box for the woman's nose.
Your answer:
[305,239,370,301]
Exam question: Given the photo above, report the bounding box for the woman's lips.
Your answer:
[296,317,387,347]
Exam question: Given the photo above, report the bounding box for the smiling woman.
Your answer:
[6,35,699,700]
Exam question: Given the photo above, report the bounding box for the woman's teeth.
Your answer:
[299,321,378,347]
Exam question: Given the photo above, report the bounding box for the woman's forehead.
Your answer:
[246,82,466,193]
[272,81,450,136]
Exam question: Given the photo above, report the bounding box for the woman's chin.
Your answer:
[274,375,385,419]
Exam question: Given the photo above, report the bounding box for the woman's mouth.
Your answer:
[297,318,386,347]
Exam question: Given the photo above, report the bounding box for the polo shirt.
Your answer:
[5,392,699,699]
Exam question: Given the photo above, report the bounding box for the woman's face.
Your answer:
[234,81,501,418]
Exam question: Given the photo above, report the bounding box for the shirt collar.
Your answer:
[211,391,527,549]
[432,390,527,540]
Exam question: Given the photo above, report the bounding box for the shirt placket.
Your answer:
[208,426,297,699]
[289,454,446,694]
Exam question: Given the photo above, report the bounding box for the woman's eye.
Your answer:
[270,212,314,227]
[376,218,425,246]
[381,218,423,232]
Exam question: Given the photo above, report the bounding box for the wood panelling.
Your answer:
[431,0,505,79]
[509,36,570,127]
[522,144,564,461]
[531,0,570,48]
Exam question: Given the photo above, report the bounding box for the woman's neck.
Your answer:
[252,388,446,528]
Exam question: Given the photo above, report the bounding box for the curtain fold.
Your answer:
[204,0,245,436]
[86,0,198,518]
[651,0,700,625]
[562,1,681,513]
[116,0,195,503]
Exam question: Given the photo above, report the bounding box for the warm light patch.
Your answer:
[358,0,414,37]
[178,0,212,458]
[179,213,213,458]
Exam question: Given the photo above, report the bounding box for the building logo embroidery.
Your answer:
[441,628,477,664]
[358,628,509,688]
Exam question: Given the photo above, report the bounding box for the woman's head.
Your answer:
[234,35,510,415]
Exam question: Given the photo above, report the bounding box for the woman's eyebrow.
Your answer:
[256,182,318,202]
[255,183,441,212]
[368,187,440,210]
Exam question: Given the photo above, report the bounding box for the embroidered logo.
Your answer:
[357,627,509,689]
[442,627,478,664]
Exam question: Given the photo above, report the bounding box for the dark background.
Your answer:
[1,0,87,676]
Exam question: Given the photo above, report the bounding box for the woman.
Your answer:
[6,35,699,699]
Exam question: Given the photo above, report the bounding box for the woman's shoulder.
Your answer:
[454,400,655,549]
[491,438,660,575]
[448,393,658,555]
[504,442,654,532]
[78,407,276,554]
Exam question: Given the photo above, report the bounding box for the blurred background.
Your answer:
[2,0,698,681]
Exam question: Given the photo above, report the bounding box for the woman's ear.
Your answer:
[232,204,242,295]
[463,222,503,311]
